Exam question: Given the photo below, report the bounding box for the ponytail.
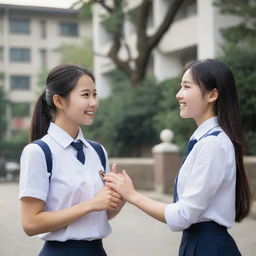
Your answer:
[29,64,95,142]
[29,90,51,142]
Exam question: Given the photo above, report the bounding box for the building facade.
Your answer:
[93,0,240,97]
[0,3,91,137]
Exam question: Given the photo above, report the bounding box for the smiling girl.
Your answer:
[105,59,252,256]
[19,64,123,256]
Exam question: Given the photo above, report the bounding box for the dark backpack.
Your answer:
[32,139,106,180]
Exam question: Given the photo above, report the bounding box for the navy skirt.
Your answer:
[38,239,107,256]
[179,221,241,256]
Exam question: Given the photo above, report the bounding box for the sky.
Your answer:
[0,0,78,8]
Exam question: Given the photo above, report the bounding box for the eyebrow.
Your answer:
[80,89,97,92]
[181,80,194,85]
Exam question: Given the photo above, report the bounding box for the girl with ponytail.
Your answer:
[19,64,124,256]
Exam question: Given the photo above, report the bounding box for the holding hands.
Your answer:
[104,169,137,203]
[92,186,122,211]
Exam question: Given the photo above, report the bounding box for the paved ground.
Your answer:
[0,183,255,256]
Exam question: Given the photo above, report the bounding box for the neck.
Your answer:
[54,118,79,139]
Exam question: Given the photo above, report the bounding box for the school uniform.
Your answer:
[165,116,241,256]
[19,122,110,256]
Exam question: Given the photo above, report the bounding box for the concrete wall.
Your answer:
[109,156,256,200]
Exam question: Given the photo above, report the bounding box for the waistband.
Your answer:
[184,221,227,234]
[46,239,103,248]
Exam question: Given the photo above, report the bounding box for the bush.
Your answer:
[154,78,195,153]
[220,44,256,155]
[83,72,195,156]
[0,130,28,162]
[83,71,163,157]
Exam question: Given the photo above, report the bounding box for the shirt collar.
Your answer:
[47,122,87,148]
[192,116,220,141]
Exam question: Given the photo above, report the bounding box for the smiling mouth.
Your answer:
[84,111,95,116]
[179,102,186,108]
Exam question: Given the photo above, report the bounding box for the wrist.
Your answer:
[127,191,140,205]
[81,199,94,213]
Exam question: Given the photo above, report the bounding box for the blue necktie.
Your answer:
[173,138,197,203]
[71,140,85,164]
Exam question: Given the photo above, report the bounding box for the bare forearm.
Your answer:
[22,200,93,236]
[128,192,167,223]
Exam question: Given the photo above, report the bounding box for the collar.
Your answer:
[192,116,220,141]
[47,122,87,148]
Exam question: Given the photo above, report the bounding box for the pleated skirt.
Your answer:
[179,221,241,256]
[38,239,107,256]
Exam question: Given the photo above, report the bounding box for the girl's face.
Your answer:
[60,74,98,127]
[176,69,217,126]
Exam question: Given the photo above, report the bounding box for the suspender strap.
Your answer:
[205,131,222,137]
[86,139,106,172]
[32,140,52,179]
[173,130,222,203]
[32,139,106,180]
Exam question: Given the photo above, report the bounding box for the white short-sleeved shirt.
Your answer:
[19,122,111,241]
[165,117,236,231]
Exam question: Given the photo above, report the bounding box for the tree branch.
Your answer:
[136,0,152,47]
[147,0,185,50]
[108,31,133,76]
[95,0,114,13]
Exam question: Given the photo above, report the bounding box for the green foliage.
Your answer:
[55,39,93,70]
[217,0,256,155]
[154,78,195,153]
[78,0,93,18]
[0,130,28,161]
[100,8,125,34]
[37,68,48,90]
[219,45,256,155]
[82,72,195,156]
[215,0,256,44]
[11,102,30,118]
[83,71,163,157]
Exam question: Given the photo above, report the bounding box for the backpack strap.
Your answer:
[86,139,106,173]
[32,139,107,180]
[32,139,52,180]
[205,131,222,137]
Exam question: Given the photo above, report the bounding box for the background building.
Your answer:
[93,0,240,97]
[0,2,91,137]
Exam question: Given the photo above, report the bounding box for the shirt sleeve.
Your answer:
[165,136,228,231]
[19,143,50,201]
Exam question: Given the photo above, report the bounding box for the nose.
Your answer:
[89,97,98,108]
[176,88,183,100]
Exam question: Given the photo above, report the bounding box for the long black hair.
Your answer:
[185,59,252,222]
[29,64,95,142]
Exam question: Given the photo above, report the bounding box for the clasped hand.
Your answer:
[104,169,136,203]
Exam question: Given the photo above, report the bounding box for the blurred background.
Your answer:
[0,1,255,255]
[0,0,255,163]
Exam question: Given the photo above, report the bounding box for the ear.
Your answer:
[53,94,65,110]
[208,88,218,103]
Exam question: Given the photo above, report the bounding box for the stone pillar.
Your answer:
[152,129,182,194]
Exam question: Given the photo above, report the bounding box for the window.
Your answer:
[10,48,31,62]
[59,22,79,37]
[11,102,30,118]
[39,20,47,39]
[9,18,30,34]
[10,75,30,90]
[39,49,47,68]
